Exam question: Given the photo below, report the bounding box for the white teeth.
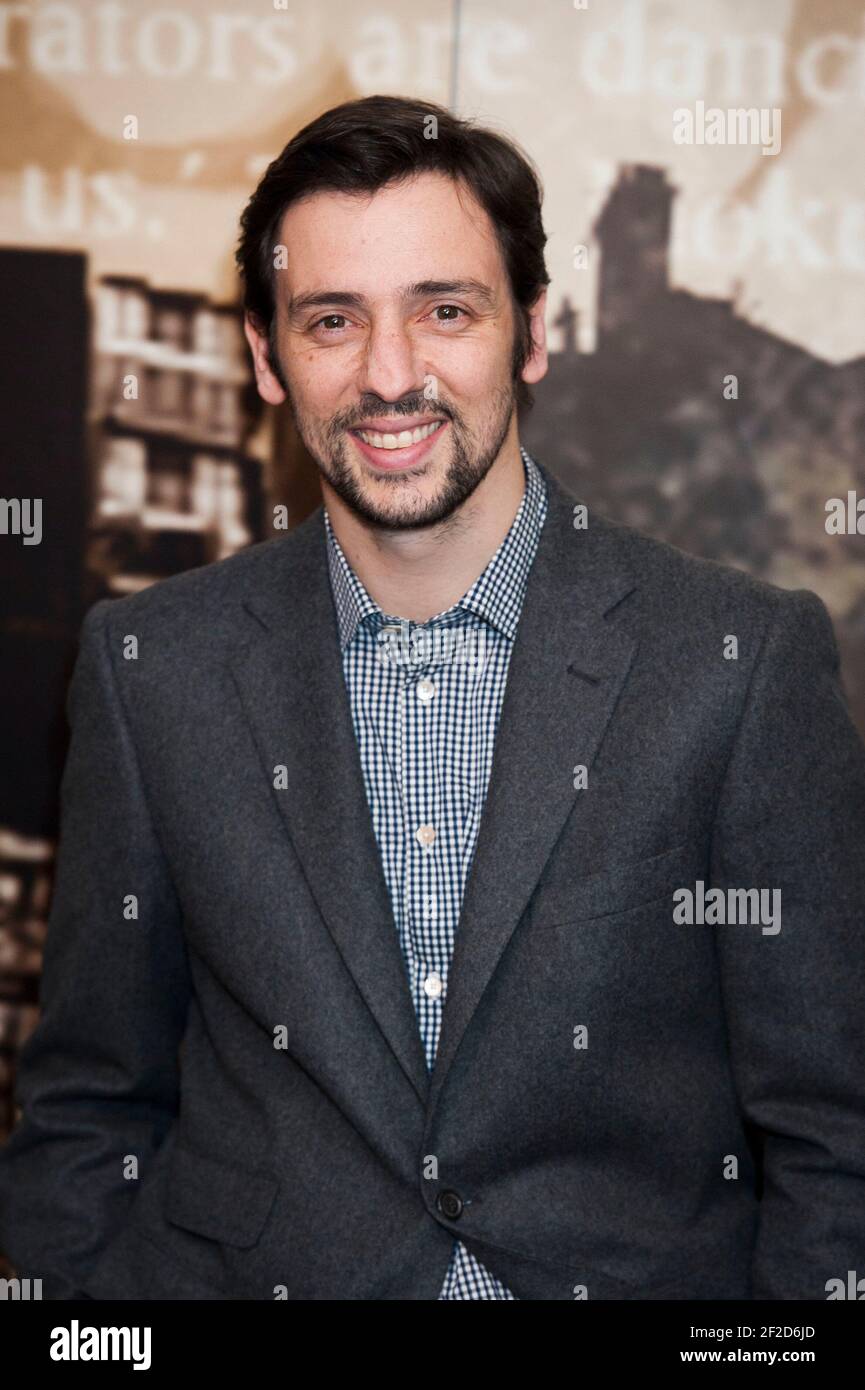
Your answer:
[356,420,442,449]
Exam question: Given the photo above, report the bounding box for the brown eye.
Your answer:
[433,305,466,323]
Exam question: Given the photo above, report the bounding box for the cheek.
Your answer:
[429,338,510,402]
[289,351,347,408]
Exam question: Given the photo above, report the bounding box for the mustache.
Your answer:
[339,403,453,430]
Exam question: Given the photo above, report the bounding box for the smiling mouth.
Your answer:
[350,420,445,451]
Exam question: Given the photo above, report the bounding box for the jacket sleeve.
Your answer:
[710,586,865,1299]
[0,599,192,1298]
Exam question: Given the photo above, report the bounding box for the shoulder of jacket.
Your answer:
[83,521,318,645]
[586,508,804,626]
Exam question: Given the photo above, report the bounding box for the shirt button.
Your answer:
[416,678,436,704]
[416,824,436,848]
[423,971,443,999]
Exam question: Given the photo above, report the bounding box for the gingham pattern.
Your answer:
[323,447,547,1300]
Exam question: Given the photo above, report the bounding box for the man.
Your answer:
[1,94,864,1301]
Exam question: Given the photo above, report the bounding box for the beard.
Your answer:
[273,356,518,532]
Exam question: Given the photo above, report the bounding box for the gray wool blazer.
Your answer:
[1,457,864,1301]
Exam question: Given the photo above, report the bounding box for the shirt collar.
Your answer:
[324,446,548,650]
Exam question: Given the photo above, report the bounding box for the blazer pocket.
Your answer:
[532,839,705,926]
[164,1143,280,1249]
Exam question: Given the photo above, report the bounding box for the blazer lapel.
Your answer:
[426,465,639,1116]
[228,510,430,1105]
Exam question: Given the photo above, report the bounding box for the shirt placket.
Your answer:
[396,620,448,1070]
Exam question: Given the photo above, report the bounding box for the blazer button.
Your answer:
[436,1190,464,1220]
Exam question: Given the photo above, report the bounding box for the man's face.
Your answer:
[245,172,546,530]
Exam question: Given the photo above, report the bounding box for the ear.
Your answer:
[520,288,548,385]
[243,312,287,406]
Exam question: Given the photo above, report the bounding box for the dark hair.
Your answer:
[235,94,550,412]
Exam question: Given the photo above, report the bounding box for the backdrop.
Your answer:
[1,0,864,1155]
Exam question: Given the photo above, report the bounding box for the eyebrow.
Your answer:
[285,279,497,319]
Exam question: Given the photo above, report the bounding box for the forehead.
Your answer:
[276,172,506,292]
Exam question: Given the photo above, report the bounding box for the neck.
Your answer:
[322,434,527,623]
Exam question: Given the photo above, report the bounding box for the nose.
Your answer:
[355,313,426,409]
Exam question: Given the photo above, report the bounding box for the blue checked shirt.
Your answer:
[323,447,548,1300]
